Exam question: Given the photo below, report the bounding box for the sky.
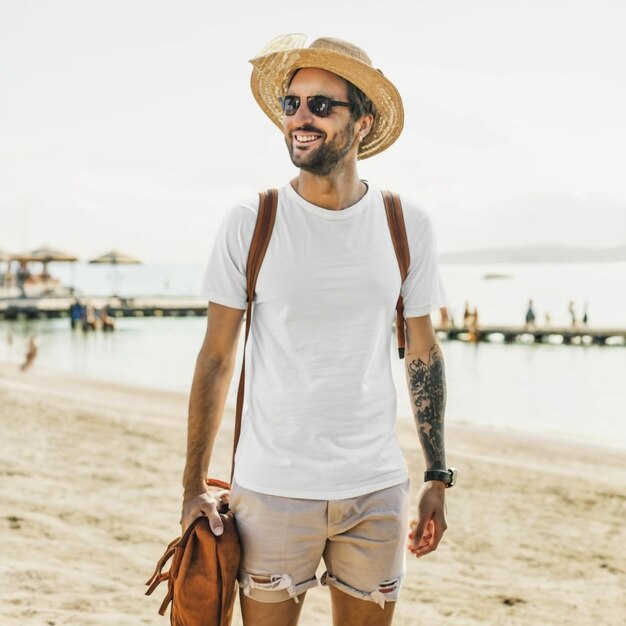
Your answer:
[1,0,625,264]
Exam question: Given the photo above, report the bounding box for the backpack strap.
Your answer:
[231,188,278,482]
[382,191,410,359]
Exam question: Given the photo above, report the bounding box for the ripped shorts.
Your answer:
[228,478,411,609]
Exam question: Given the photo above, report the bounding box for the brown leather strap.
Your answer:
[145,514,211,613]
[382,191,410,358]
[206,478,230,490]
[231,189,278,483]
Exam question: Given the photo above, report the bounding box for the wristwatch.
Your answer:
[424,467,457,488]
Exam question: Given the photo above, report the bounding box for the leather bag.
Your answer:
[145,478,240,626]
[145,189,278,625]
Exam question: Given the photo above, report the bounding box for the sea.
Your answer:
[1,261,625,449]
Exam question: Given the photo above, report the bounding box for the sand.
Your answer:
[1,361,625,626]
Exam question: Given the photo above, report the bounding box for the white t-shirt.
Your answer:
[200,182,446,499]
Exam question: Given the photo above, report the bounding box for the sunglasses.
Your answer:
[279,95,352,118]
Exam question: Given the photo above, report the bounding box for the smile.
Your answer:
[292,133,323,147]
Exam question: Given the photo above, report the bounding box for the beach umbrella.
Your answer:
[88,249,142,296]
[12,247,78,263]
[10,246,79,289]
[30,246,79,262]
[29,246,79,279]
[88,250,142,265]
[9,251,39,263]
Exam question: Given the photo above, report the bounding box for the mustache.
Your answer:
[292,124,325,135]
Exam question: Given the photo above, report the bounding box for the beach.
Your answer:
[1,361,624,626]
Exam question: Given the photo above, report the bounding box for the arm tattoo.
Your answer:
[406,344,447,471]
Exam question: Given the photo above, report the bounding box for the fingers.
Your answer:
[181,493,224,536]
[407,514,447,558]
[408,518,432,555]
[207,505,224,536]
[407,482,448,558]
[214,489,230,507]
[180,509,203,534]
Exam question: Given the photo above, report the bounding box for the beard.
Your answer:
[285,120,357,176]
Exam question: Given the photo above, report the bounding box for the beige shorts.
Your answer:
[229,478,411,608]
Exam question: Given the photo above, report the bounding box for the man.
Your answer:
[525,299,536,329]
[181,35,454,626]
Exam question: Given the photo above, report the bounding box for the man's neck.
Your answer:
[290,166,367,211]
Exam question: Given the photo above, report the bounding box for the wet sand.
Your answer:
[1,361,624,625]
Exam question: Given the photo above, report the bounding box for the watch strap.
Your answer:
[424,468,456,487]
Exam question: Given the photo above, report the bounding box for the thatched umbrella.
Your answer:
[29,246,79,279]
[88,249,142,296]
[30,246,78,261]
[9,246,79,292]
[88,250,141,265]
[12,246,78,266]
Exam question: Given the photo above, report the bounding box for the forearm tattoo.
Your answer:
[406,344,447,471]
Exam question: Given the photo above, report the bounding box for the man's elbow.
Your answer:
[404,314,440,359]
[195,345,236,378]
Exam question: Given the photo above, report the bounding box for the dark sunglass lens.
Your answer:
[308,96,332,117]
[281,95,299,115]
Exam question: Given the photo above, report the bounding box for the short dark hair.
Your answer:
[346,80,376,122]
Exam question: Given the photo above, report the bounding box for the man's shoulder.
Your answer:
[375,187,433,230]
[217,192,267,238]
[223,186,286,222]
[224,192,263,219]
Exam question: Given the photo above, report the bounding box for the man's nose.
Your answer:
[292,99,315,125]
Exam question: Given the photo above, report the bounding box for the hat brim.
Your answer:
[250,49,404,160]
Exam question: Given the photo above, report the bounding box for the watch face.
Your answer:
[449,468,458,487]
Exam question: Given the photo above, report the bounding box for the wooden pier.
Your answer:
[435,325,626,346]
[0,296,208,321]
[1,297,624,346]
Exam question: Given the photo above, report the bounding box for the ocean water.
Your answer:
[440,262,626,329]
[2,262,625,448]
[44,259,626,328]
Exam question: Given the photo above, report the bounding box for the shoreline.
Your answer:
[1,358,624,453]
[1,363,625,625]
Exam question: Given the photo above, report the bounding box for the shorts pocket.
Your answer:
[228,479,241,513]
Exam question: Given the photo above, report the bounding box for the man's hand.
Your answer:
[407,481,447,557]
[180,490,227,535]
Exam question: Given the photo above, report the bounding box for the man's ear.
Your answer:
[358,113,375,140]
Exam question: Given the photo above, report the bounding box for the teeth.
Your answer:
[294,135,319,143]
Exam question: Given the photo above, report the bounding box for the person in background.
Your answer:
[20,336,38,372]
[69,298,82,329]
[439,306,452,330]
[568,301,577,328]
[525,299,536,329]
[101,305,115,332]
[582,302,589,326]
[468,306,479,342]
[16,262,30,298]
[463,301,472,328]
[82,302,97,332]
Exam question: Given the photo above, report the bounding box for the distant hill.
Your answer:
[439,245,626,264]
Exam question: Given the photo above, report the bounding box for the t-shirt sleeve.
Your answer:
[400,198,448,318]
[199,199,259,310]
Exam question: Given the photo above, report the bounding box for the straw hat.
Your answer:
[249,34,404,160]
